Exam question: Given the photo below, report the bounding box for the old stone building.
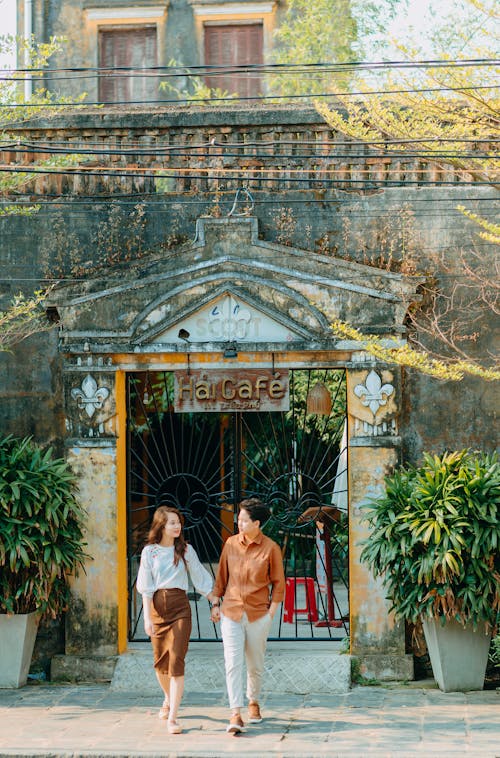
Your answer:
[17,0,291,101]
[1,103,498,689]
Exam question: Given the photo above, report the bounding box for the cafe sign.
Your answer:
[174,369,290,412]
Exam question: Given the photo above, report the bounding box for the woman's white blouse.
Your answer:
[136,543,213,599]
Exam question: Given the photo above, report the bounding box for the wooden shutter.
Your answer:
[204,24,263,98]
[99,27,157,104]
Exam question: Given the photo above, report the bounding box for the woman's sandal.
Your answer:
[158,700,170,720]
[167,720,182,734]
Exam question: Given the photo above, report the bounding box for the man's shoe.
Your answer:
[248,702,263,723]
[226,713,246,734]
[167,720,182,734]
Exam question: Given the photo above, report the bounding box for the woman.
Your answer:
[211,498,285,734]
[137,505,216,734]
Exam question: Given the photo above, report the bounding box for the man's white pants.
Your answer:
[220,611,273,709]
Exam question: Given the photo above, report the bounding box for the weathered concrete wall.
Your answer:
[1,106,497,672]
[2,107,497,458]
[19,0,285,102]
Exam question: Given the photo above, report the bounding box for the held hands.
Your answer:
[207,592,221,622]
[210,604,221,623]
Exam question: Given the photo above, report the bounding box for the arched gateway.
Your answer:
[49,216,419,687]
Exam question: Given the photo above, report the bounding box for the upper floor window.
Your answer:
[190,2,277,100]
[204,22,263,97]
[98,26,158,104]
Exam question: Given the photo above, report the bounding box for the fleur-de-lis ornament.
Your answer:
[354,370,394,416]
[71,374,110,418]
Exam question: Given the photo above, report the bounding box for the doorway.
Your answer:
[126,368,349,642]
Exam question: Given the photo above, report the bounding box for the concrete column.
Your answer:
[346,365,414,681]
[65,440,119,656]
[51,365,121,682]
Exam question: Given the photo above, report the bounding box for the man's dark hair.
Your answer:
[238,497,270,525]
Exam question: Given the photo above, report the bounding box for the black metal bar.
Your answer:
[126,367,349,642]
[232,413,243,511]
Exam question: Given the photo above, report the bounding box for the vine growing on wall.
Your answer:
[339,202,420,274]
[275,202,498,381]
[0,35,87,351]
[39,203,187,279]
[0,290,55,352]
[276,207,297,246]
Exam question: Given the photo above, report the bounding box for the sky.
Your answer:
[1,0,16,68]
[1,0,15,34]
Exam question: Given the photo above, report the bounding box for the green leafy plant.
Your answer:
[350,656,381,686]
[0,290,54,352]
[159,58,236,105]
[360,449,500,630]
[0,436,88,617]
[490,633,500,668]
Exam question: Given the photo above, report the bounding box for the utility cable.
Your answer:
[2,82,499,108]
[5,58,499,75]
[2,137,497,149]
[0,164,496,186]
[1,193,496,206]
[0,144,496,160]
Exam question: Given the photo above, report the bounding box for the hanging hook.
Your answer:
[227,187,255,217]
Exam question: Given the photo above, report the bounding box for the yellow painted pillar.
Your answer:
[115,370,128,653]
[346,365,413,680]
[62,367,121,659]
[66,442,119,656]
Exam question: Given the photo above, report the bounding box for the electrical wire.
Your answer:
[1,144,496,160]
[0,164,496,187]
[5,70,491,83]
[1,196,497,211]
[1,201,493,226]
[1,61,497,296]
[2,81,499,108]
[1,197,497,215]
[5,58,499,75]
[2,137,497,149]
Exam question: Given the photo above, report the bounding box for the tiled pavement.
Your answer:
[0,681,499,757]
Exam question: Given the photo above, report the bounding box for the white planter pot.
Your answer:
[422,617,491,692]
[0,612,40,688]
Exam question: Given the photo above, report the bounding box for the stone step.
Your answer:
[111,642,351,694]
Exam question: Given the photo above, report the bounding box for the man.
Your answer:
[211,498,285,733]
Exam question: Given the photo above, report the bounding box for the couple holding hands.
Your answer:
[136,498,286,735]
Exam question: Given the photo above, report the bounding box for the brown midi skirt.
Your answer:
[150,588,192,677]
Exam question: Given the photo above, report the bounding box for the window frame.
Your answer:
[189,1,277,94]
[98,25,159,104]
[84,5,168,102]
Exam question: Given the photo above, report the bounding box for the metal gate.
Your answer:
[127,368,349,641]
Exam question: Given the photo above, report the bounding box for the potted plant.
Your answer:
[360,449,500,692]
[0,435,87,687]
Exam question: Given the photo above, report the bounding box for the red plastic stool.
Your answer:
[283,577,318,623]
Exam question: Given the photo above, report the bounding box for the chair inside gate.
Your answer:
[283,505,342,626]
[283,576,318,623]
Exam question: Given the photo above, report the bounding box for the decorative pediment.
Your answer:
[48,215,422,354]
[137,291,307,345]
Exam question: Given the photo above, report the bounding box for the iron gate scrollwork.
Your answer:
[127,368,349,642]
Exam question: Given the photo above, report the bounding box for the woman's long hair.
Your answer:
[147,505,188,566]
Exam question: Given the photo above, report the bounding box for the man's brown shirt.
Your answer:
[213,530,285,622]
